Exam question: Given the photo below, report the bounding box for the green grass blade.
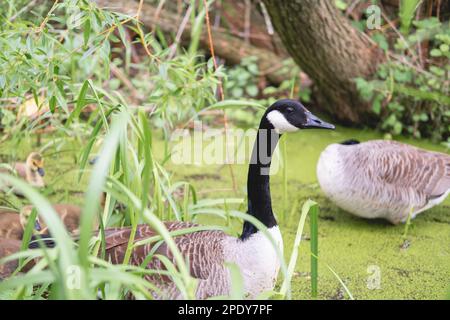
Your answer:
[66,80,89,127]
[325,262,355,300]
[310,203,319,298]
[399,0,422,34]
[280,199,317,299]
[78,109,130,268]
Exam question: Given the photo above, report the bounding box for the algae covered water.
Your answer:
[1,124,448,299]
[162,124,450,300]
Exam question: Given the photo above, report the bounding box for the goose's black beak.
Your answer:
[302,112,335,130]
[37,167,45,177]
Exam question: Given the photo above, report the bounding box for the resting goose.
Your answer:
[0,204,83,241]
[0,152,45,196]
[91,100,334,299]
[0,204,82,278]
[317,140,450,224]
[0,208,43,278]
[0,207,47,240]
[20,193,118,241]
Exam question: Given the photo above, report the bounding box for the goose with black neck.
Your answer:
[241,99,334,241]
[31,99,335,299]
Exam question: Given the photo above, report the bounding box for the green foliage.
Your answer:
[0,0,223,137]
[224,56,260,99]
[356,18,450,143]
[140,55,222,129]
[223,57,309,127]
[399,0,422,34]
[334,0,348,11]
[0,1,113,106]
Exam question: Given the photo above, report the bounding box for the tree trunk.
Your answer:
[263,0,384,124]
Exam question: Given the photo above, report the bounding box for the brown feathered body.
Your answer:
[0,211,23,240]
[0,204,82,279]
[317,140,450,223]
[103,222,282,299]
[0,238,34,279]
[0,238,22,279]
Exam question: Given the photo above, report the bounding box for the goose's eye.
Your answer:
[286,107,294,113]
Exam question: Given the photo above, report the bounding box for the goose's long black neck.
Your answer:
[240,118,279,240]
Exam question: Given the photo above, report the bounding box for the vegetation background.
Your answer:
[0,0,448,300]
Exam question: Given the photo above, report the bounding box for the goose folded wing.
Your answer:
[103,222,226,280]
[376,146,450,200]
[425,153,450,199]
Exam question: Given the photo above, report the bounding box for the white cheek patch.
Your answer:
[266,110,299,133]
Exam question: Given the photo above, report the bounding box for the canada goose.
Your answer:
[85,100,334,299]
[0,207,46,240]
[15,152,45,187]
[18,192,117,240]
[0,205,81,278]
[0,152,45,196]
[0,203,83,241]
[317,140,450,224]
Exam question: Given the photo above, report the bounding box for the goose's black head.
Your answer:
[263,99,335,133]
